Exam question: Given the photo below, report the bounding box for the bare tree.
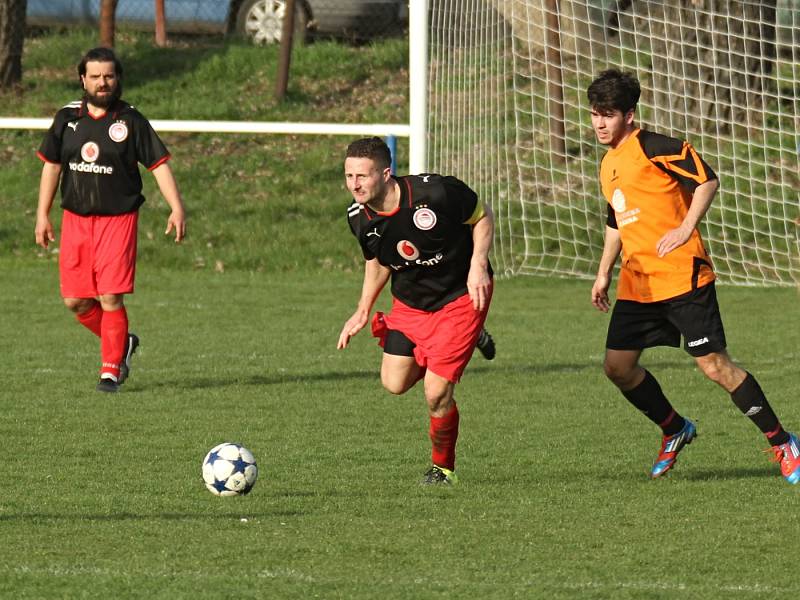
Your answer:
[0,0,26,89]
[99,0,118,48]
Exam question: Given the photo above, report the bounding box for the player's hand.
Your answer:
[656,224,692,257]
[35,216,55,249]
[591,274,611,312]
[165,209,186,243]
[467,265,491,311]
[337,311,368,349]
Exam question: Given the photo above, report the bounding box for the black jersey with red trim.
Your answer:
[37,99,170,216]
[347,174,492,311]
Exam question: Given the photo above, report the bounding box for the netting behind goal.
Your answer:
[427,0,800,285]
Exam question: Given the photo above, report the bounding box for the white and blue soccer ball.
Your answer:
[202,442,258,496]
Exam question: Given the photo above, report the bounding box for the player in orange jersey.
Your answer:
[587,69,799,484]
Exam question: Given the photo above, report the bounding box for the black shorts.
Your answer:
[606,282,727,357]
[384,329,415,357]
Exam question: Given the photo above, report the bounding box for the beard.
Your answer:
[84,84,122,109]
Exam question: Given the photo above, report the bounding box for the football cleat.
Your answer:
[421,465,458,485]
[96,374,120,393]
[118,333,139,385]
[768,433,800,485]
[476,328,495,360]
[651,418,696,478]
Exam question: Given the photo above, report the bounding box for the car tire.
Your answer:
[235,0,310,45]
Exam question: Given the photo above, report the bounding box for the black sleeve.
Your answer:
[131,111,169,169]
[38,110,68,163]
[606,202,618,229]
[439,176,479,222]
[346,207,374,260]
[639,129,717,193]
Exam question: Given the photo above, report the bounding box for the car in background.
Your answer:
[26,0,408,45]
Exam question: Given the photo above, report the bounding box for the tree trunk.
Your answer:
[154,0,167,47]
[99,0,118,48]
[0,0,26,89]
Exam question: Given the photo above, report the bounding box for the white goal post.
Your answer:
[426,0,800,285]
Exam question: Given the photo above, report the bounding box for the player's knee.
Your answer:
[63,297,92,313]
[696,353,741,388]
[603,360,634,387]
[381,377,410,395]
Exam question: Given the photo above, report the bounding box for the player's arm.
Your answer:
[151,162,186,243]
[592,223,622,313]
[337,258,391,349]
[35,161,62,249]
[467,203,494,311]
[656,178,718,257]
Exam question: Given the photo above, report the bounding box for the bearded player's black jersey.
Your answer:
[347,174,493,311]
[37,99,170,216]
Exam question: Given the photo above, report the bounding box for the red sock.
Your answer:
[100,307,128,380]
[429,402,460,471]
[75,301,102,337]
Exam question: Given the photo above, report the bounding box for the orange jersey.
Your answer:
[600,128,717,302]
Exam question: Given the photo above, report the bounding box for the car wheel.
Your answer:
[235,0,310,45]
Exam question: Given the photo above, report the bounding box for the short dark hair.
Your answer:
[346,137,392,170]
[587,69,640,114]
[78,47,123,83]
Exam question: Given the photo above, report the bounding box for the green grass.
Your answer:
[0,28,410,271]
[1,263,799,599]
[2,27,800,599]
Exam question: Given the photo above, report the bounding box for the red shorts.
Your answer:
[59,210,138,298]
[372,284,493,383]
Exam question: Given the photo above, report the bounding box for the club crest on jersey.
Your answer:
[413,207,437,231]
[108,121,128,142]
[397,240,420,261]
[611,188,626,212]
[80,141,100,163]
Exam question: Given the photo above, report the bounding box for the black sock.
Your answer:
[621,370,685,436]
[730,372,789,446]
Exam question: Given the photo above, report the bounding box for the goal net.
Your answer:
[427,0,800,285]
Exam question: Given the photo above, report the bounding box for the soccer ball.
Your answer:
[202,442,258,496]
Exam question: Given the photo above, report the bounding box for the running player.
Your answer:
[337,137,495,485]
[587,69,799,483]
[35,47,186,393]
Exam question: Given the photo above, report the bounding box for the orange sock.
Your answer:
[100,307,128,380]
[75,300,102,337]
[429,402,460,471]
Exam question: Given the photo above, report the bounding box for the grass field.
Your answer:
[1,262,799,599]
[2,27,800,600]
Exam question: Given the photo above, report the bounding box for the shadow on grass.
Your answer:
[128,359,692,393]
[131,369,379,392]
[0,509,304,523]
